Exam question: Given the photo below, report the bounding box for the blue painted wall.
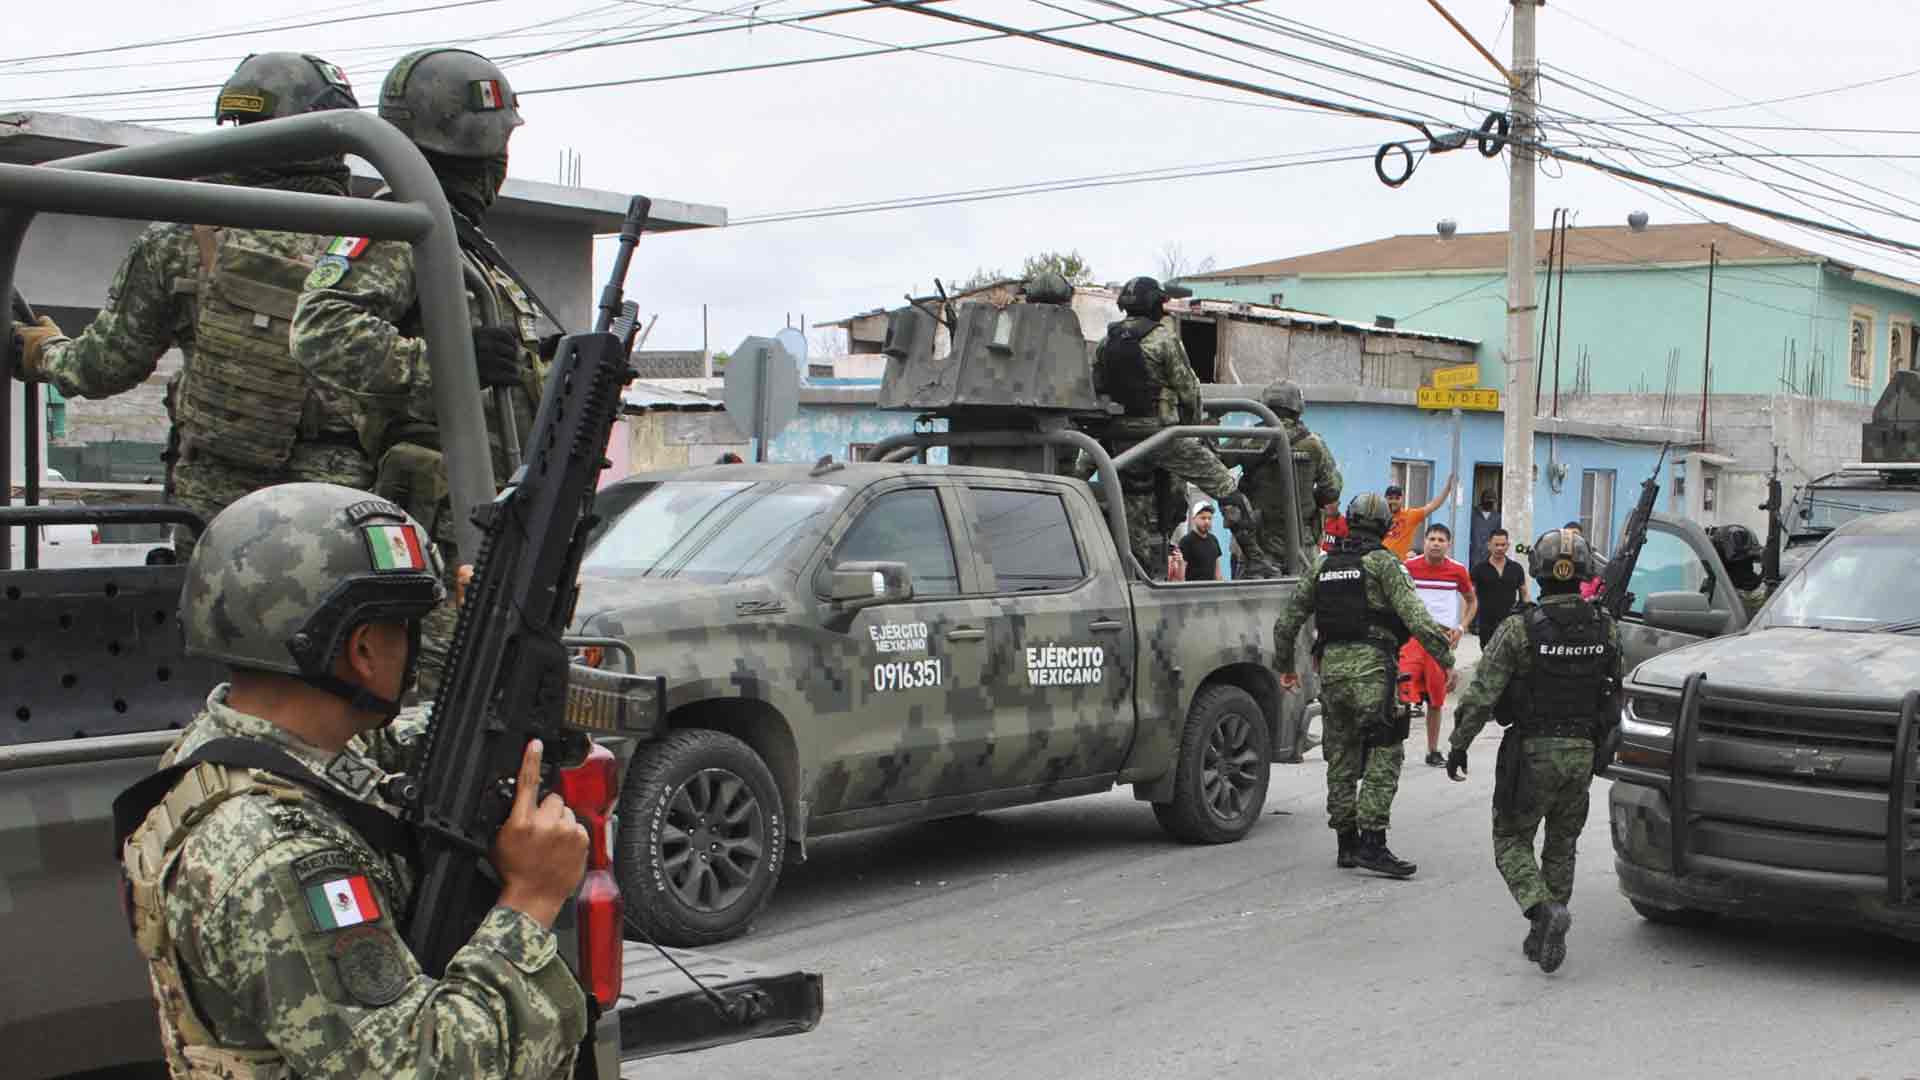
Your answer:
[1194,259,1920,405]
[756,403,949,465]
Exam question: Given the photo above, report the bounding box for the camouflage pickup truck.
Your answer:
[571,296,1315,946]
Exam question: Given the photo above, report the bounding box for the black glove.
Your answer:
[1220,490,1257,530]
[472,326,523,388]
[1446,747,1468,781]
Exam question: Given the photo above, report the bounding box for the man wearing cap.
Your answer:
[1383,474,1456,560]
[1175,501,1224,581]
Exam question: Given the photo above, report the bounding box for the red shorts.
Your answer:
[1397,639,1448,712]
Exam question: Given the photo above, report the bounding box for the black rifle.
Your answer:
[401,195,652,978]
[1760,444,1783,588]
[1596,443,1669,621]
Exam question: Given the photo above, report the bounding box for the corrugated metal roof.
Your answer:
[1178,298,1479,346]
[621,379,723,411]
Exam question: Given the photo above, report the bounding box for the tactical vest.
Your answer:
[1313,541,1410,650]
[174,226,327,471]
[1516,602,1616,737]
[1096,317,1162,418]
[114,739,417,1078]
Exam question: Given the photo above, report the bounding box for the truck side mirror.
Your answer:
[830,560,913,611]
[1644,590,1729,636]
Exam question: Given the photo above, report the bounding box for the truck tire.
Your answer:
[1630,899,1716,928]
[617,729,785,947]
[1152,685,1272,844]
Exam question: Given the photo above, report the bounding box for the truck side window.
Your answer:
[968,488,1085,592]
[1626,528,1711,616]
[833,489,960,596]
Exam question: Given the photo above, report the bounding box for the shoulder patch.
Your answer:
[325,236,371,259]
[305,254,351,291]
[292,848,364,886]
[332,926,413,1006]
[303,872,383,931]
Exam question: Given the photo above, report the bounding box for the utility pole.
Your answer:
[1700,241,1717,443]
[1502,0,1541,553]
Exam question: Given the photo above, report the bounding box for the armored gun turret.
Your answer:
[1862,368,1920,463]
[875,281,1106,474]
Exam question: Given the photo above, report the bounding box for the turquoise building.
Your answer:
[1187,222,1920,405]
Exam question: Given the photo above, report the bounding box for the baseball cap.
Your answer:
[1191,500,1213,518]
[1385,484,1404,496]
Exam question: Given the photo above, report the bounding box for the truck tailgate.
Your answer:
[618,945,823,1061]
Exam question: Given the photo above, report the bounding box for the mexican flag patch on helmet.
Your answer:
[364,523,429,572]
[471,79,509,110]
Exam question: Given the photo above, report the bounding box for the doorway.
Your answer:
[1177,317,1219,383]
[1472,463,1502,510]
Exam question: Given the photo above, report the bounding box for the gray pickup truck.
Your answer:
[1606,374,1920,939]
[1,113,817,1079]
[569,296,1317,946]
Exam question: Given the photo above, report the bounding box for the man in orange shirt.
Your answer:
[1383,474,1457,559]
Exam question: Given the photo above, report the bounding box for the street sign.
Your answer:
[722,335,800,460]
[1417,386,1500,411]
[1431,364,1480,389]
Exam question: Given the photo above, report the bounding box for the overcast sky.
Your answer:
[10,0,1920,356]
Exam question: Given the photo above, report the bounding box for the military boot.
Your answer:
[1530,901,1572,973]
[1336,829,1360,868]
[1352,829,1416,878]
[1522,911,1546,962]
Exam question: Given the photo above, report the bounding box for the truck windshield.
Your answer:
[1760,534,1920,631]
[1794,485,1920,534]
[583,480,843,582]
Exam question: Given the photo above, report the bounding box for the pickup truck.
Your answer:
[2,112,818,1079]
[1609,508,1920,939]
[571,454,1312,946]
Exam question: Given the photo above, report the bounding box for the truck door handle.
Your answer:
[946,626,986,641]
[1089,620,1125,632]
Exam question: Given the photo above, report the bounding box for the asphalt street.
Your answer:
[630,667,1920,1079]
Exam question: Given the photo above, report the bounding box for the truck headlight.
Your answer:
[1615,694,1674,771]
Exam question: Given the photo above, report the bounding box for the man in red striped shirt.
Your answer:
[1400,523,1476,766]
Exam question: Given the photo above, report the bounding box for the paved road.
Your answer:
[631,709,1920,1078]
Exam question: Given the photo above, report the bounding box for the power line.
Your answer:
[0,0,502,68]
[722,145,1378,226]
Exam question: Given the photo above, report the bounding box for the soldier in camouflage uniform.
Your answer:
[1228,379,1340,578]
[1083,275,1249,577]
[9,54,368,556]
[292,48,549,695]
[1446,527,1622,974]
[115,483,588,1076]
[1707,523,1770,619]
[1273,492,1455,877]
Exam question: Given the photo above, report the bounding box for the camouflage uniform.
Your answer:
[1735,583,1769,620]
[32,222,370,553]
[1450,591,1621,963]
[1229,416,1339,577]
[117,483,585,1076]
[1089,317,1237,574]
[293,237,543,694]
[1272,541,1454,836]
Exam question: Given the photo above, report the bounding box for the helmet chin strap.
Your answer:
[301,622,423,721]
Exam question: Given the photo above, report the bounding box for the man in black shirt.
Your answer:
[1469,527,1527,648]
[1177,501,1224,581]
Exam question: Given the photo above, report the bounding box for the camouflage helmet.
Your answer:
[1346,492,1393,537]
[1025,270,1074,305]
[1529,527,1596,584]
[1708,523,1762,564]
[379,48,523,157]
[1117,276,1193,317]
[1262,379,1305,416]
[215,52,358,125]
[182,484,445,685]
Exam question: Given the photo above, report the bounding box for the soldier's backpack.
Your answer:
[174,225,328,470]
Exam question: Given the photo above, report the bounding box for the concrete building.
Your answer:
[3,110,725,486]
[1186,221,1917,536]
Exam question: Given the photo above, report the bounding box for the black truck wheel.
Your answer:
[617,728,785,947]
[1152,685,1272,844]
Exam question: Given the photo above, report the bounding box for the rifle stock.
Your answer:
[1596,444,1668,621]
[404,195,653,978]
